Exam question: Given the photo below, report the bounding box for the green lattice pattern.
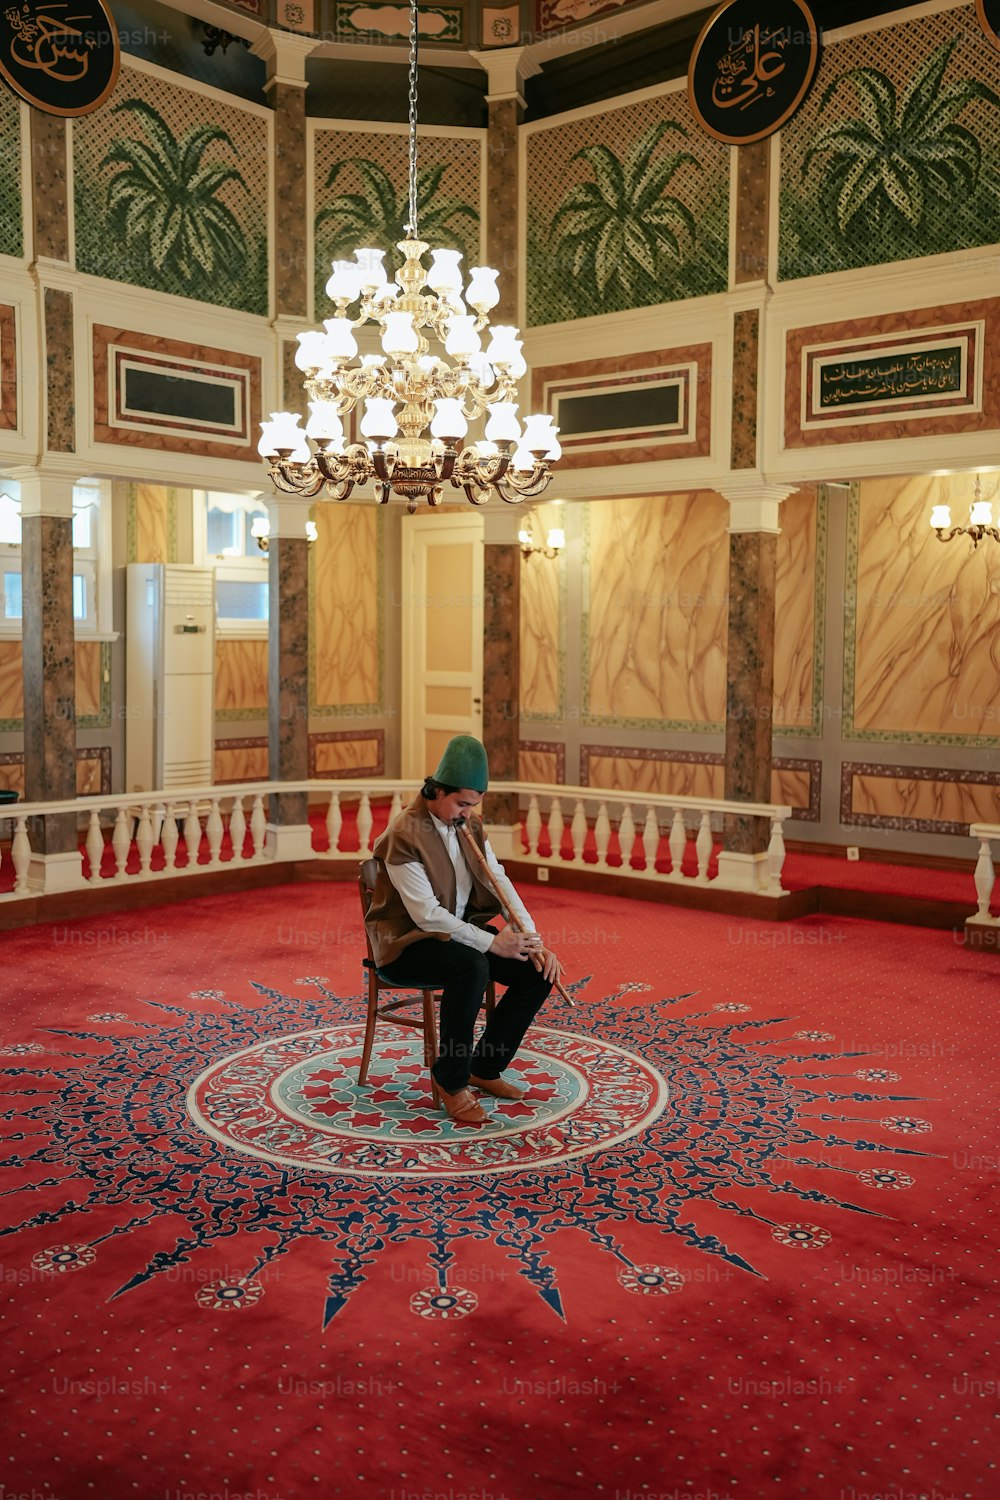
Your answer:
[313,127,482,317]
[525,88,729,327]
[0,90,23,259]
[73,64,269,315]
[779,4,1000,281]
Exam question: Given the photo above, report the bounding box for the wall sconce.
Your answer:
[251,517,318,553]
[518,521,565,561]
[931,476,999,550]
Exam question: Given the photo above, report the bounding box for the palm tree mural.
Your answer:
[101,99,250,288]
[315,159,478,298]
[784,38,1000,274]
[549,121,700,309]
[528,118,725,322]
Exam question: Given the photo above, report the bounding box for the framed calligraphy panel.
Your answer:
[688,0,821,145]
[800,325,983,431]
[0,0,119,116]
[976,0,1000,50]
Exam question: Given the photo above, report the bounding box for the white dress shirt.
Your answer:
[386,816,537,953]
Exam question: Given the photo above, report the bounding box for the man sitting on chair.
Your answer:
[364,735,562,1126]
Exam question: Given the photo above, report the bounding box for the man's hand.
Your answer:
[489,926,537,961]
[536,946,564,983]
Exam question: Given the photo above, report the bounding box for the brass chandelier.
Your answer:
[258,0,559,514]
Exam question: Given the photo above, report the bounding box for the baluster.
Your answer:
[326,792,342,854]
[357,792,373,856]
[594,802,611,869]
[668,808,686,880]
[112,809,130,881]
[547,798,564,862]
[974,838,996,920]
[618,803,635,871]
[136,805,154,875]
[643,808,660,873]
[389,790,402,822]
[250,794,266,860]
[766,816,787,893]
[183,805,202,868]
[206,797,224,867]
[229,797,246,862]
[86,810,104,885]
[695,810,713,882]
[12,816,31,894]
[525,795,542,857]
[569,800,587,863]
[161,804,179,870]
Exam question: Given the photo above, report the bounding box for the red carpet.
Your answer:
[1,884,996,1499]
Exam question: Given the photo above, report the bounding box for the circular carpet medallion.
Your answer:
[186,1023,669,1178]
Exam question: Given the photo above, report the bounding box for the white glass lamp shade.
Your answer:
[511,445,536,472]
[305,401,345,448]
[485,401,521,443]
[970,499,994,527]
[305,520,318,543]
[250,516,269,540]
[372,281,399,306]
[259,411,306,456]
[467,352,495,389]
[518,527,532,546]
[431,399,468,443]
[361,354,387,372]
[295,330,327,373]
[381,312,419,357]
[522,414,559,456]
[326,259,364,304]
[486,326,519,366]
[322,317,358,360]
[546,527,565,552]
[466,266,500,311]
[507,343,527,379]
[354,248,386,290]
[445,316,481,358]
[474,439,499,460]
[427,249,464,294]
[930,506,952,529]
[360,399,398,441]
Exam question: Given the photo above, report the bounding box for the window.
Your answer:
[0,478,111,638]
[194,489,270,638]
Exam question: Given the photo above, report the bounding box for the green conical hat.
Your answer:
[433,735,489,793]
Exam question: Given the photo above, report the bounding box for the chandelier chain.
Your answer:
[406,0,419,237]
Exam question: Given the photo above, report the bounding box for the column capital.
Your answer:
[468,45,541,105]
[251,29,321,89]
[265,492,315,538]
[10,471,76,518]
[483,505,527,545]
[717,480,800,535]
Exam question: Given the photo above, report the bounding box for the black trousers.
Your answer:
[378,934,551,1092]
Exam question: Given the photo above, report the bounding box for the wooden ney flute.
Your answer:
[457,819,576,1008]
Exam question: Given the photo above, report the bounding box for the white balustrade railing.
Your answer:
[0,778,793,901]
[969,824,1000,929]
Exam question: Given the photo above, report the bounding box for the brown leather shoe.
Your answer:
[470,1074,524,1101]
[438,1086,487,1125]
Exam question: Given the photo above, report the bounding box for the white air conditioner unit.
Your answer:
[125,563,215,793]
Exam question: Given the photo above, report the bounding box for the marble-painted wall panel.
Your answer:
[520,501,564,721]
[584,493,729,728]
[0,641,22,723]
[773,766,812,816]
[127,484,176,564]
[518,743,565,785]
[214,739,269,783]
[842,761,1000,834]
[310,732,384,777]
[774,486,821,733]
[75,643,102,719]
[311,505,381,713]
[848,475,1000,742]
[216,640,268,718]
[586,751,724,800]
[0,747,110,797]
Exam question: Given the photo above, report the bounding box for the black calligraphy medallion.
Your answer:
[688,0,821,145]
[0,0,120,116]
[976,0,1000,50]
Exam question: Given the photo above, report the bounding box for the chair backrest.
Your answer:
[358,858,379,958]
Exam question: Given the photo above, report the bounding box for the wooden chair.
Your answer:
[357,858,495,1109]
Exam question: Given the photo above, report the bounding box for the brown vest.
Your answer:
[365,797,503,968]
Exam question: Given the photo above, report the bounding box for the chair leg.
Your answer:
[358,975,379,1086]
[422,989,441,1108]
